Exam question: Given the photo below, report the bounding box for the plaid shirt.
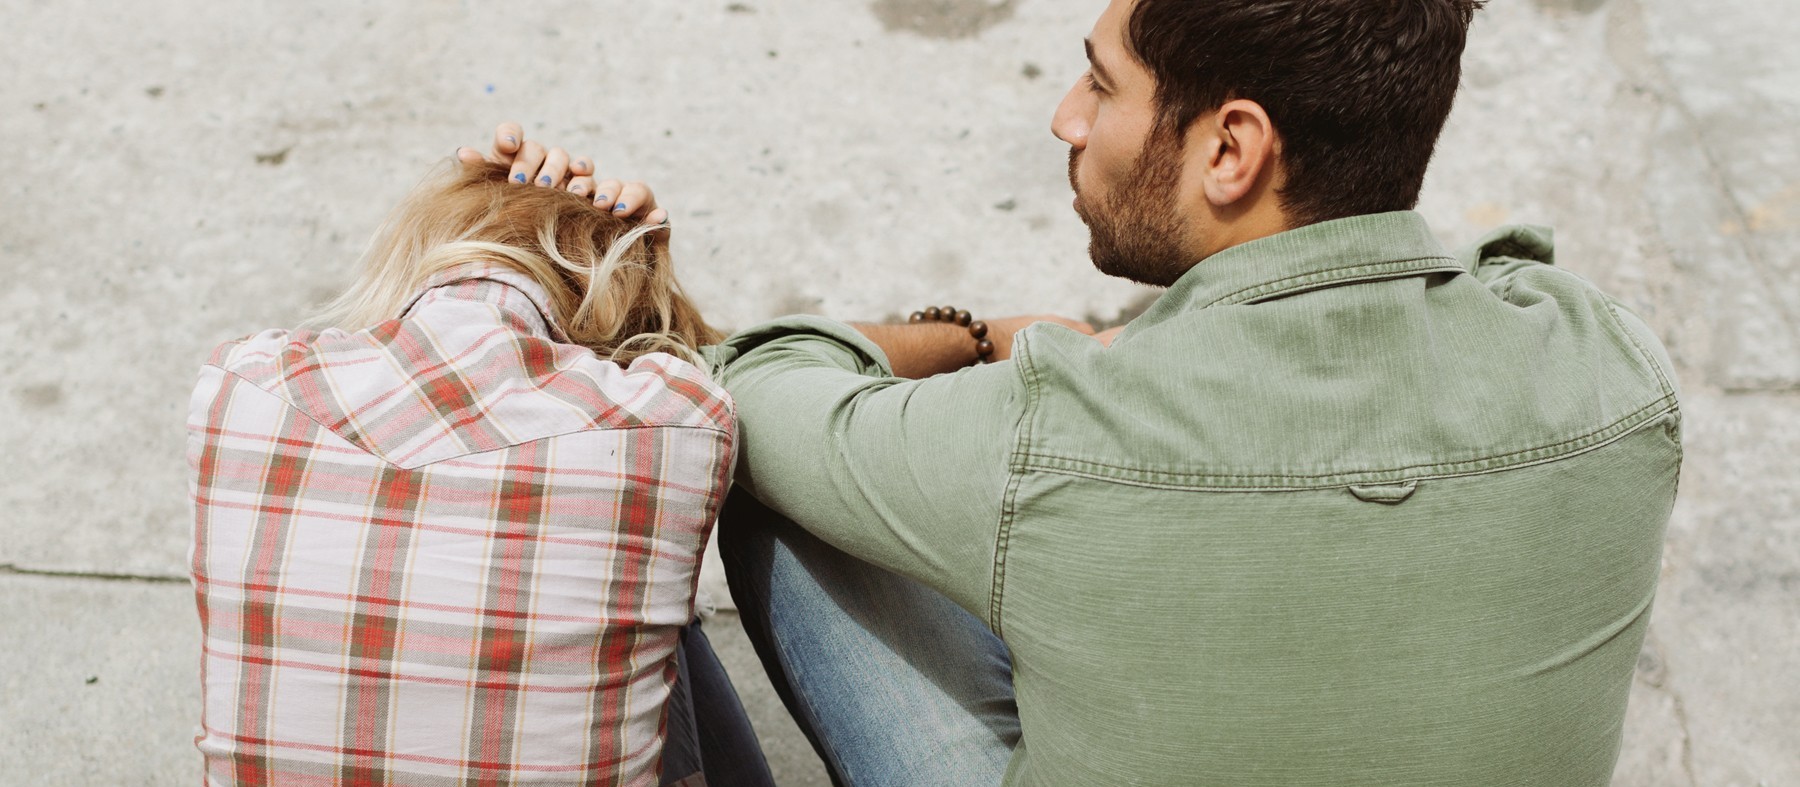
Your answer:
[186,265,735,786]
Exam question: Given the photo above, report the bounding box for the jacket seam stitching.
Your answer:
[991,336,1040,638]
[1020,395,1676,490]
[1603,300,1677,401]
[1205,256,1462,308]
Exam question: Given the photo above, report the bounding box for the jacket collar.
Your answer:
[1131,211,1464,331]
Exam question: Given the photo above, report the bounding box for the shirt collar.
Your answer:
[399,263,571,342]
[1133,211,1464,328]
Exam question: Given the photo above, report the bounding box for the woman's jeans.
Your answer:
[717,488,1021,786]
[662,620,778,787]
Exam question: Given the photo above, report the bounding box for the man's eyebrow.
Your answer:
[1084,38,1116,88]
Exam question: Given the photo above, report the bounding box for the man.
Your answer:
[493,0,1681,783]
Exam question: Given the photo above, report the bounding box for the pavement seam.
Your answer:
[1720,385,1800,396]
[0,562,188,584]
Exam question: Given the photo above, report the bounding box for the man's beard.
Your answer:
[1069,128,1194,288]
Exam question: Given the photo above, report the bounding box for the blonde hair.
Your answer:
[310,160,720,366]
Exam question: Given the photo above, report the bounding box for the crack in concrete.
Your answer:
[1624,8,1777,268]
[0,562,188,584]
[1605,0,1800,386]
[1667,681,1698,785]
[1639,633,1700,785]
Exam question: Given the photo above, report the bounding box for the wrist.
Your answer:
[908,305,994,362]
[849,319,980,379]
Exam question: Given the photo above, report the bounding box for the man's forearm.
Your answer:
[850,323,982,379]
[852,313,1101,378]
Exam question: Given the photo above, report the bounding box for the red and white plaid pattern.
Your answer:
[186,266,735,786]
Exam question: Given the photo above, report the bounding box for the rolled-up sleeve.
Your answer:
[709,316,1023,619]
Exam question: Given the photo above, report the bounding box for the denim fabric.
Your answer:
[661,621,777,787]
[661,634,702,786]
[710,212,1682,785]
[718,488,1019,787]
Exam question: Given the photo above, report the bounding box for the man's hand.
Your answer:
[455,122,669,227]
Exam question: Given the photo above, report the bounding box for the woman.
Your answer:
[185,158,769,786]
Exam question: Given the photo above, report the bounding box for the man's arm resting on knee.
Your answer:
[710,315,1033,621]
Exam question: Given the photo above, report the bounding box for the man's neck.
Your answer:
[1178,162,1296,262]
[1195,206,1294,263]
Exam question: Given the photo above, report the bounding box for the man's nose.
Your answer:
[1052,83,1092,149]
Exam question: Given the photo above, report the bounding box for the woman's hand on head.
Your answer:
[455,122,670,228]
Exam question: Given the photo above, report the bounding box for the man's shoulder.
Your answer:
[1010,245,1678,487]
[1460,224,1679,403]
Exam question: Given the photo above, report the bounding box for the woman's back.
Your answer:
[187,254,734,784]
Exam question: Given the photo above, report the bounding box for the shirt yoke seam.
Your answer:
[207,363,735,466]
[1019,394,1677,491]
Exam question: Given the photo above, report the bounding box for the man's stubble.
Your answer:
[1069,126,1195,288]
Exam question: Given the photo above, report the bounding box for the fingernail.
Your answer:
[505,135,517,145]
[596,194,610,204]
[514,173,527,183]
[539,175,552,185]
[571,183,586,194]
[577,159,589,168]
[614,202,628,212]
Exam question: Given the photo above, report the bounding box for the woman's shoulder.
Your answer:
[534,343,736,439]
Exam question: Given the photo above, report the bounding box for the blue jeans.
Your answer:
[662,620,778,787]
[718,488,1021,786]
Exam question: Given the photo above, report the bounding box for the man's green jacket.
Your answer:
[712,211,1682,785]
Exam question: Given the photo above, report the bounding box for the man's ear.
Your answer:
[1191,99,1277,207]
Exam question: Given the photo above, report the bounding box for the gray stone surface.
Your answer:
[0,574,198,786]
[1,0,1794,784]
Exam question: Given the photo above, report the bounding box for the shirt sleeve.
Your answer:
[709,315,1025,620]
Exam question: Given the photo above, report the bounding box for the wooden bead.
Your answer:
[912,305,995,363]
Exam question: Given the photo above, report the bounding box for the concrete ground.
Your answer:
[2,0,1795,784]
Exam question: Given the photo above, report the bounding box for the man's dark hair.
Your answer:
[1126,0,1485,227]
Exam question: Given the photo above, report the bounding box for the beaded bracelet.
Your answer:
[908,305,995,361]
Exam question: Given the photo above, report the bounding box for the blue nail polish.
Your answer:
[597,194,609,203]
[614,203,627,212]
[539,175,552,185]
[514,173,527,183]
[505,135,517,144]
